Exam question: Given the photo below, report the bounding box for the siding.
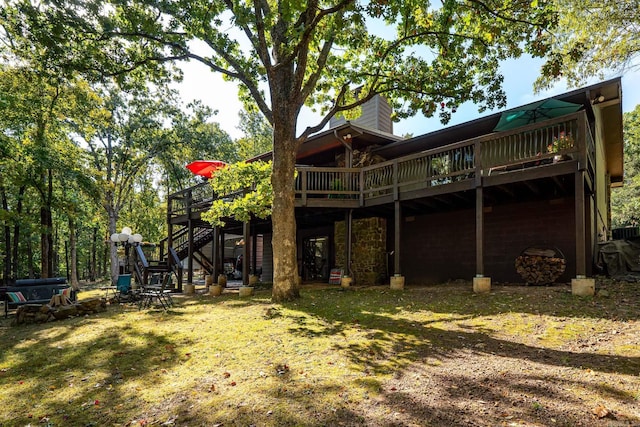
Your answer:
[401,198,577,284]
[261,233,273,283]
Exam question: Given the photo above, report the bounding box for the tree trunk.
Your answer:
[11,186,26,279]
[40,205,51,278]
[270,102,301,302]
[69,217,79,289]
[1,184,10,284]
[40,169,54,278]
[27,237,35,278]
[90,226,97,281]
[108,207,120,285]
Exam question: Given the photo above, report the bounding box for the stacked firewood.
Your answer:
[515,247,566,285]
[14,297,107,325]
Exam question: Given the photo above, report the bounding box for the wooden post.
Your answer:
[186,189,193,290]
[301,170,307,206]
[243,221,250,286]
[187,221,194,288]
[166,196,173,260]
[394,200,401,275]
[392,160,399,201]
[575,171,587,276]
[475,186,484,276]
[345,210,352,277]
[212,227,219,277]
[219,229,225,276]
[252,228,258,276]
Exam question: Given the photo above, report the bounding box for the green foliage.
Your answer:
[236,109,273,160]
[536,0,640,90]
[154,101,238,193]
[1,0,554,129]
[201,161,273,226]
[0,64,107,278]
[612,105,640,227]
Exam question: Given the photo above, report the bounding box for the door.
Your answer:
[302,236,329,281]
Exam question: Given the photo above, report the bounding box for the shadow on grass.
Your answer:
[282,286,640,376]
[0,317,183,424]
[270,283,640,425]
[0,281,637,426]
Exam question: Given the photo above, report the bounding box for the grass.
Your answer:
[0,279,638,426]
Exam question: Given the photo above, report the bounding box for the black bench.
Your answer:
[1,277,74,318]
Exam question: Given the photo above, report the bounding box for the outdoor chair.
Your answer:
[114,274,139,303]
[138,273,174,310]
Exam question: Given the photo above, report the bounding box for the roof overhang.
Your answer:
[584,79,624,186]
[249,122,403,165]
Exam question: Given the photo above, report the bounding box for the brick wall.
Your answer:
[401,198,577,284]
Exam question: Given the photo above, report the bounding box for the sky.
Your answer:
[174,56,640,141]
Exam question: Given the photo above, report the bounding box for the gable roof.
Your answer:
[250,122,403,165]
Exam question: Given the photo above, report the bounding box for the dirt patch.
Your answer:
[353,279,640,426]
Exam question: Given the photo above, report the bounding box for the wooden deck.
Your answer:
[168,111,595,221]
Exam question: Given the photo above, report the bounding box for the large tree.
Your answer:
[0,64,101,280]
[3,0,554,300]
[536,0,640,90]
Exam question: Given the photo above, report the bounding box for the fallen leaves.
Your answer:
[592,404,611,419]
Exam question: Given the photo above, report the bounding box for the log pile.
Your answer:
[14,304,53,325]
[515,248,566,285]
[14,297,107,325]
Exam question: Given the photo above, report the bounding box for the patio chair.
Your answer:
[114,274,137,303]
[139,273,174,310]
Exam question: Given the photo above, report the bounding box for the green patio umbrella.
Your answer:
[493,98,582,132]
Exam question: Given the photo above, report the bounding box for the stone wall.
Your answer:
[335,217,387,285]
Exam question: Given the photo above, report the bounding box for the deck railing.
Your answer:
[294,167,360,201]
[169,111,589,215]
[296,111,587,202]
[168,182,224,219]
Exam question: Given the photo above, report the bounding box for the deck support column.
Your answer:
[166,219,173,260]
[475,186,484,276]
[572,171,595,295]
[183,188,193,293]
[186,219,193,292]
[575,171,587,276]
[219,229,226,277]
[473,186,491,293]
[345,209,353,279]
[252,227,258,278]
[212,227,219,278]
[243,220,250,286]
[394,200,401,276]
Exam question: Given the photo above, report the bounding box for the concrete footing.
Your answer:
[238,286,254,297]
[341,277,352,288]
[209,284,222,296]
[390,275,405,290]
[571,277,595,296]
[184,283,195,295]
[473,276,491,293]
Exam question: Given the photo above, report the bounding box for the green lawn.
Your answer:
[0,280,638,426]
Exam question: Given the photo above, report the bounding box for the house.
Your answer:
[160,78,623,290]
